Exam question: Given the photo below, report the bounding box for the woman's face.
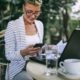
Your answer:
[23,3,41,24]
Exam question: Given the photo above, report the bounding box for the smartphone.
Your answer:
[34,43,44,48]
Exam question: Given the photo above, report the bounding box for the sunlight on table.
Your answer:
[27,61,65,80]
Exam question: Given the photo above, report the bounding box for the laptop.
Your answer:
[58,29,80,65]
[30,29,80,65]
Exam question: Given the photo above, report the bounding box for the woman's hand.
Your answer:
[20,45,41,57]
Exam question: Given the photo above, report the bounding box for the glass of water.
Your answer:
[44,44,59,76]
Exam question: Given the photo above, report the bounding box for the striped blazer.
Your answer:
[4,15,44,80]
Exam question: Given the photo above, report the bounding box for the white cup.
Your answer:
[59,59,80,75]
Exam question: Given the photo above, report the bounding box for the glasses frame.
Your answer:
[24,9,41,17]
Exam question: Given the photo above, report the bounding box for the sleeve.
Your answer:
[4,21,24,61]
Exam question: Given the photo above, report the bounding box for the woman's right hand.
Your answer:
[20,45,41,57]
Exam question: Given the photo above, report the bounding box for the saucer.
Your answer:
[58,68,80,80]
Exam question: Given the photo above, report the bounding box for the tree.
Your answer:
[0,0,77,43]
[41,0,76,43]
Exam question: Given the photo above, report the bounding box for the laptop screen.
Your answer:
[58,29,80,64]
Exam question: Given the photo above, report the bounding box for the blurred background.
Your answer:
[0,0,80,55]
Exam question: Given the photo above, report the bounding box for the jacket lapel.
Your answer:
[15,15,26,49]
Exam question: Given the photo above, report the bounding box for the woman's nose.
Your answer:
[31,14,36,19]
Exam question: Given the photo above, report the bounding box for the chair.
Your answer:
[0,37,10,80]
[0,59,10,80]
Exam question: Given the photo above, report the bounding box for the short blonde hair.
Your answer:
[23,0,42,6]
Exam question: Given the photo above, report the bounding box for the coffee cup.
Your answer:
[59,59,80,75]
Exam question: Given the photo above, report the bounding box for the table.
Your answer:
[27,61,70,80]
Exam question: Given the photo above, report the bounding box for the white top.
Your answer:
[25,33,41,47]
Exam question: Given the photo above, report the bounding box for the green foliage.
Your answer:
[68,20,79,37]
[41,0,77,43]
[0,0,78,44]
[0,0,8,10]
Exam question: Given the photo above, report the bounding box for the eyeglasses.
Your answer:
[25,10,41,17]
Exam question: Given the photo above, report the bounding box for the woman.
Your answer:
[5,0,44,80]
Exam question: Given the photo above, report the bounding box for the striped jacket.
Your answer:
[4,15,44,80]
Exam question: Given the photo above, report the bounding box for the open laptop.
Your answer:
[30,29,80,65]
[58,28,80,65]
